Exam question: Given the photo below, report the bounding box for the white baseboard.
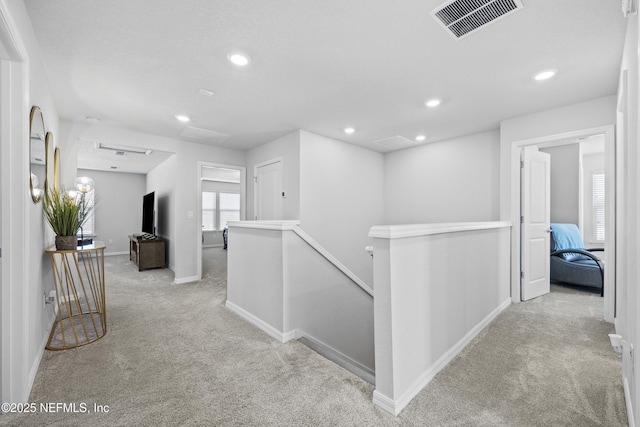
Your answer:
[374,297,512,416]
[297,333,375,385]
[104,251,129,257]
[225,300,295,343]
[624,377,636,427]
[174,275,199,284]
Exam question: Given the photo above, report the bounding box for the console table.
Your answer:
[45,242,107,350]
[129,235,165,271]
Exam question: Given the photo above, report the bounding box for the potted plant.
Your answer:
[42,188,93,250]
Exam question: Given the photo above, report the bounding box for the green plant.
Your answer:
[42,188,92,236]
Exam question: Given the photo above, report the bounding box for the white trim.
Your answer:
[624,377,636,427]
[174,275,200,285]
[508,125,616,323]
[373,298,511,416]
[298,332,375,384]
[227,220,300,231]
[196,161,246,281]
[228,221,374,297]
[225,300,296,343]
[369,221,511,239]
[293,227,374,296]
[104,251,128,257]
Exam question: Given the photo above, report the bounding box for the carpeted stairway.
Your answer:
[0,248,627,426]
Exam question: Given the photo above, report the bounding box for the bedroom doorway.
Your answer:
[196,162,246,281]
[513,125,616,321]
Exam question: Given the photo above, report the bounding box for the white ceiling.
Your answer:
[24,0,626,171]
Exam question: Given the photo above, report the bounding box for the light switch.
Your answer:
[187,210,194,219]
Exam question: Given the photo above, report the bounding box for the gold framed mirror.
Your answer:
[29,106,46,203]
[45,131,54,196]
[53,147,61,191]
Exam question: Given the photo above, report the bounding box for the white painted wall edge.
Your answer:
[229,221,374,296]
[369,221,512,239]
[292,227,374,296]
[373,297,512,416]
[625,377,636,427]
[225,300,296,343]
[174,275,199,285]
[228,220,300,231]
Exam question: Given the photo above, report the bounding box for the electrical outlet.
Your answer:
[108,239,113,244]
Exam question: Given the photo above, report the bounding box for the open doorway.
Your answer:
[196,162,246,280]
[538,136,606,298]
[512,125,616,322]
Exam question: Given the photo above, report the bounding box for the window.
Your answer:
[79,189,95,236]
[202,191,216,231]
[219,193,240,229]
[202,191,240,230]
[592,173,605,242]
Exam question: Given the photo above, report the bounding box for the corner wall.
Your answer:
[617,13,640,424]
[1,0,60,403]
[384,130,500,224]
[77,169,146,254]
[299,131,384,286]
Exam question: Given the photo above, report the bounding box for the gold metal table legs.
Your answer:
[45,242,106,350]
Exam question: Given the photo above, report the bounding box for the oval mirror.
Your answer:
[45,131,54,196]
[53,147,61,192]
[29,106,46,203]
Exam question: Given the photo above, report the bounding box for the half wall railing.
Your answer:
[225,221,375,383]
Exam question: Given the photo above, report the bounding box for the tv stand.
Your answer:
[129,234,165,271]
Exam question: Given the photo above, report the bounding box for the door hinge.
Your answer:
[520,216,524,224]
[520,271,524,279]
[253,176,258,183]
[520,161,524,168]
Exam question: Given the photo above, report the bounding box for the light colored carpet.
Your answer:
[1,248,627,426]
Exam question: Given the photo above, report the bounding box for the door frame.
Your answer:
[196,161,246,281]
[253,157,282,221]
[0,0,29,403]
[510,125,616,322]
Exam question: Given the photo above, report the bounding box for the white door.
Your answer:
[521,148,551,301]
[255,160,282,220]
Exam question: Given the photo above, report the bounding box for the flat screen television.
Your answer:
[142,191,155,235]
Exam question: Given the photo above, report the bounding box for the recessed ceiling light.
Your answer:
[416,135,427,142]
[175,114,190,123]
[425,99,441,108]
[344,127,355,134]
[533,69,558,81]
[228,52,250,66]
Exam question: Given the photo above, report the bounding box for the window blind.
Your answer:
[592,173,605,241]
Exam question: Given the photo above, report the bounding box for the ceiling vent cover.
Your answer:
[431,0,524,39]
[373,135,419,151]
[179,126,231,145]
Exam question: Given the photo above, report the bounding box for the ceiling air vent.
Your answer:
[431,0,524,39]
[372,135,419,151]
[179,126,231,145]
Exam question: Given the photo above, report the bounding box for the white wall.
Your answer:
[1,0,60,403]
[61,122,245,282]
[617,14,640,424]
[77,169,146,254]
[384,130,500,224]
[540,144,580,224]
[147,155,177,269]
[499,96,617,303]
[299,131,384,286]
[245,130,300,221]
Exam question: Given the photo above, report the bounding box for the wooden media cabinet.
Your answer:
[129,234,166,271]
